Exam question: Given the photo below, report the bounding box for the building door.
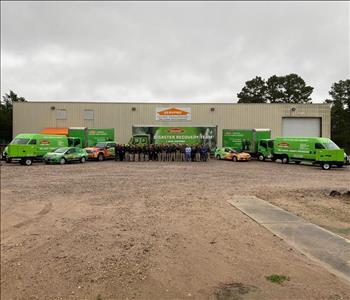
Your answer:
[282,117,321,137]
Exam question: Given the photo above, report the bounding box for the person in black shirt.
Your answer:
[191,146,196,162]
[156,145,162,161]
[119,144,125,161]
[144,145,149,161]
[130,145,135,162]
[114,144,120,161]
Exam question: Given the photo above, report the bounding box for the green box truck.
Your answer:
[222,129,271,155]
[87,128,115,146]
[6,133,69,165]
[41,127,115,147]
[257,137,345,170]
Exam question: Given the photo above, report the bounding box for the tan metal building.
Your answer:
[13,102,330,147]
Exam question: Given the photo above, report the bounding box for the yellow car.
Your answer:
[225,150,251,162]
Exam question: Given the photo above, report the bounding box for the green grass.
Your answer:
[265,274,290,284]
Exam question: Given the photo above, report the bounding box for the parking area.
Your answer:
[1,160,350,299]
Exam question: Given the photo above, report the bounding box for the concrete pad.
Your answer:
[228,196,350,283]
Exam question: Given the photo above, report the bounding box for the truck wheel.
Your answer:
[232,156,238,162]
[98,153,104,161]
[216,155,221,160]
[80,157,86,163]
[295,161,301,165]
[23,158,33,166]
[5,157,11,163]
[258,154,265,161]
[322,163,331,170]
[281,156,289,164]
[336,163,344,168]
[60,158,66,165]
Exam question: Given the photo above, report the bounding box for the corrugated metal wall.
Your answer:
[13,102,331,146]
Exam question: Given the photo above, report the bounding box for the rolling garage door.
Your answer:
[282,117,321,137]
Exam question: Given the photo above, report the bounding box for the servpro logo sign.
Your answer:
[167,128,185,134]
[278,142,290,148]
[40,140,50,145]
[156,107,191,121]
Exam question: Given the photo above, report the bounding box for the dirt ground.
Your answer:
[1,159,350,300]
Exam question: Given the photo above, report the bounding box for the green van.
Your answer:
[257,137,345,170]
[7,133,69,165]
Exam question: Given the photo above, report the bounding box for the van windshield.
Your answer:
[54,148,67,153]
[11,138,30,145]
[323,142,340,150]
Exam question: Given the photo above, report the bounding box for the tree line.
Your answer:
[1,76,349,152]
[0,91,26,145]
[236,74,349,152]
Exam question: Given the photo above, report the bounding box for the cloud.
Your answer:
[1,1,349,102]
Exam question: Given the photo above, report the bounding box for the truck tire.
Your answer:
[80,157,86,163]
[60,158,66,165]
[98,153,104,161]
[22,158,33,166]
[321,163,331,170]
[6,157,11,163]
[281,155,289,164]
[232,156,238,162]
[216,155,221,160]
[258,153,265,161]
[295,161,301,165]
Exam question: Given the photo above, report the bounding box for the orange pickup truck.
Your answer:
[85,141,116,161]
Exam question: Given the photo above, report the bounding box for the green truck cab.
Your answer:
[6,133,69,166]
[257,137,345,170]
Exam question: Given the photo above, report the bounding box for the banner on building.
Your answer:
[155,107,191,121]
[132,126,217,150]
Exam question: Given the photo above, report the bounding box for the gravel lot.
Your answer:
[1,159,350,300]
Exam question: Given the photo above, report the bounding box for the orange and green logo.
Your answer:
[278,142,289,148]
[158,108,190,116]
[167,128,185,134]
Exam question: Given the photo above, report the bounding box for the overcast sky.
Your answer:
[1,1,349,103]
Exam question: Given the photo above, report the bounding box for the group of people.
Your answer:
[114,144,211,162]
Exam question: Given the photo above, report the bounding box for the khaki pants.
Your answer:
[196,152,200,162]
[134,153,139,162]
[157,152,162,161]
[170,152,175,161]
